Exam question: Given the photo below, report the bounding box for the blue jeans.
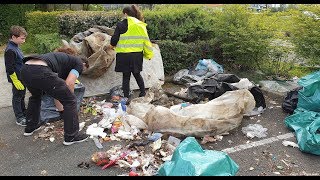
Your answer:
[12,84,26,120]
[21,64,79,139]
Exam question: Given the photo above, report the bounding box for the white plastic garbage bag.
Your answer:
[144,89,255,137]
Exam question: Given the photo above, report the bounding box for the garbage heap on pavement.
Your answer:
[81,58,269,176]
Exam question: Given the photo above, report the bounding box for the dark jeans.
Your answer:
[122,72,145,98]
[11,84,26,120]
[20,64,79,139]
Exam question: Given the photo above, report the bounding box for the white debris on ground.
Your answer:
[80,93,183,176]
[244,106,265,117]
[80,86,261,175]
[34,83,264,176]
[34,123,64,141]
[282,140,299,148]
[241,124,268,139]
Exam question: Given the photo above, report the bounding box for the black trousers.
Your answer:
[11,84,26,120]
[20,65,79,139]
[122,72,145,98]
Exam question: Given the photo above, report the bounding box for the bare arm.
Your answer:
[65,72,77,93]
[54,99,64,111]
[54,71,78,111]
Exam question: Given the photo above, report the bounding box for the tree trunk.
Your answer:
[35,4,54,11]
[83,4,89,11]
[70,4,84,10]
[47,4,55,11]
[35,4,46,11]
[148,4,154,9]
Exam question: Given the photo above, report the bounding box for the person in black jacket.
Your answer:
[20,51,89,146]
[4,26,28,126]
[109,4,153,101]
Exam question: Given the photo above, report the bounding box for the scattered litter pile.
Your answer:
[76,81,257,175]
[33,72,264,175]
[31,58,269,175]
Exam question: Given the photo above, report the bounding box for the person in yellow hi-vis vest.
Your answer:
[109,4,154,103]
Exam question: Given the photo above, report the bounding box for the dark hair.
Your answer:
[10,25,27,38]
[55,47,77,55]
[123,4,144,22]
[55,47,89,68]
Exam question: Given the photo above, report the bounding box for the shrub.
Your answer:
[34,33,62,54]
[157,39,220,75]
[157,40,193,75]
[21,33,62,54]
[88,4,106,11]
[288,65,318,78]
[23,11,65,54]
[211,4,273,70]
[259,45,297,78]
[290,5,320,66]
[144,4,215,43]
[26,11,66,35]
[0,4,34,45]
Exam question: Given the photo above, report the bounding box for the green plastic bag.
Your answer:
[285,108,320,155]
[157,137,239,176]
[297,71,320,112]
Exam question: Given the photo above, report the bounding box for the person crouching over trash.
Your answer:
[20,49,90,146]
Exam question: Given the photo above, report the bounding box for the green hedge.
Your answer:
[22,4,314,79]
[23,11,66,54]
[23,5,216,50]
[26,11,66,35]
[59,11,121,38]
[0,4,34,45]
[144,4,215,43]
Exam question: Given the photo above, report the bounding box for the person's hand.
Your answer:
[107,44,115,50]
[9,72,25,90]
[104,44,115,53]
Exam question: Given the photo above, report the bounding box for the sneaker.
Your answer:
[24,124,42,136]
[63,133,89,146]
[16,117,27,127]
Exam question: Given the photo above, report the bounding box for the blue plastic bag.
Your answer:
[297,71,320,112]
[285,108,320,155]
[157,137,239,176]
[40,83,85,123]
[195,59,224,74]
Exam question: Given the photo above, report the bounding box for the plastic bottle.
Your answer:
[93,137,103,149]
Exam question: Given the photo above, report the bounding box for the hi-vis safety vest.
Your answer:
[115,16,154,60]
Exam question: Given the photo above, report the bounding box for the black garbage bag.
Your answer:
[108,85,134,97]
[109,85,125,97]
[212,74,241,83]
[282,86,303,114]
[40,83,86,123]
[187,78,238,103]
[250,86,266,108]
